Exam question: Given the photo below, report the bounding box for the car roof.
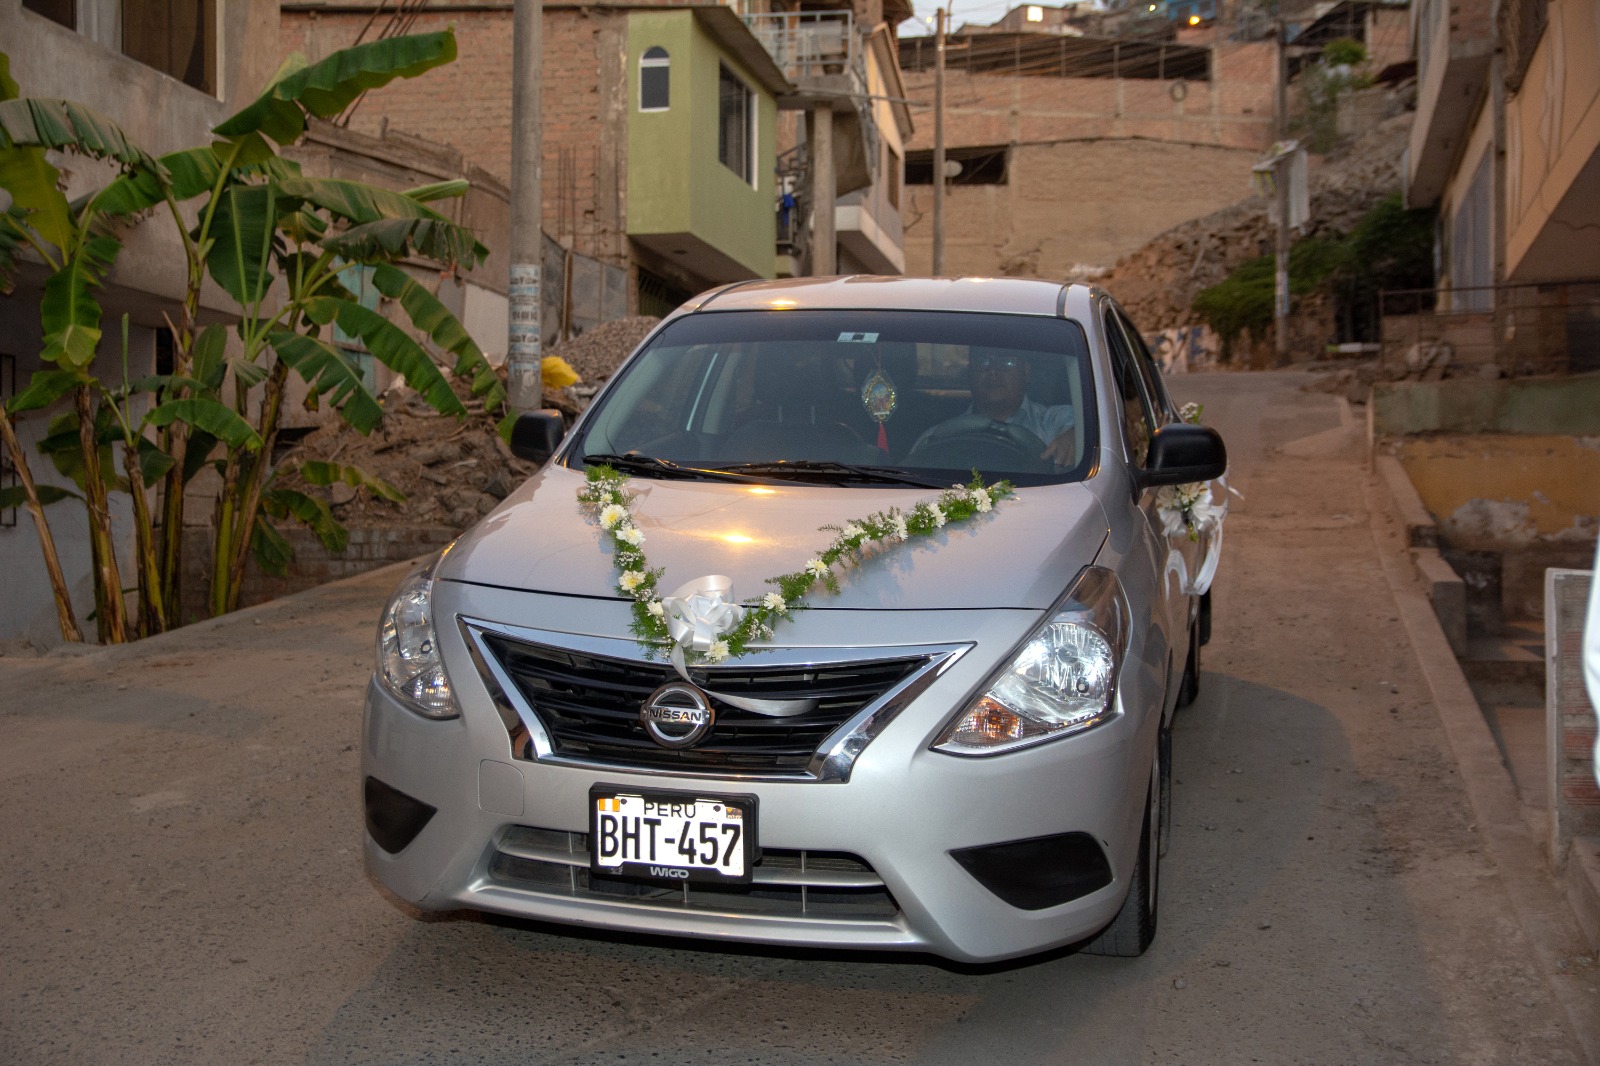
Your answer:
[679,275,1099,320]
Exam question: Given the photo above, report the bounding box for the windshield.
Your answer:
[568,309,1098,486]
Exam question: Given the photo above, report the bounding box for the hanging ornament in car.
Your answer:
[860,365,898,453]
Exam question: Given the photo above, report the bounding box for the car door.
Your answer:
[1100,301,1184,713]
[1112,305,1209,600]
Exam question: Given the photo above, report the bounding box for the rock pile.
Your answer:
[1106,113,1415,334]
[277,314,661,530]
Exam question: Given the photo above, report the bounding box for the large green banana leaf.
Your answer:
[268,330,384,434]
[262,486,348,552]
[0,98,153,168]
[40,235,119,368]
[371,263,504,410]
[7,367,86,413]
[206,183,277,307]
[279,176,451,225]
[145,398,263,451]
[0,143,71,254]
[296,460,405,503]
[322,217,485,270]
[250,514,296,576]
[403,179,469,204]
[0,483,80,511]
[308,296,465,417]
[0,203,21,292]
[214,32,457,146]
[1,53,18,101]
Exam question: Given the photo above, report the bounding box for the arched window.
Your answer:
[640,47,670,112]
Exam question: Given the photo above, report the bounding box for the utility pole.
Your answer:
[811,106,836,275]
[932,6,946,275]
[1273,9,1291,367]
[507,0,544,411]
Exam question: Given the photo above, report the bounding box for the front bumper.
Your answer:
[361,590,1159,964]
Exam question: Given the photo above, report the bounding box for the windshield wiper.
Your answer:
[581,452,753,483]
[710,460,948,489]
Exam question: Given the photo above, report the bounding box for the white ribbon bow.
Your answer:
[659,575,816,718]
[662,575,745,657]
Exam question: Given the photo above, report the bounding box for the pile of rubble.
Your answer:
[1105,113,1415,335]
[277,315,660,530]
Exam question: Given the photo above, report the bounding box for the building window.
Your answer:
[121,0,217,94]
[1449,155,1492,312]
[1026,5,1045,21]
[640,46,670,112]
[886,145,901,210]
[22,0,75,29]
[718,64,755,186]
[905,146,1008,185]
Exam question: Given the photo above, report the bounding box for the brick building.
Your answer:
[895,28,1281,279]
[282,0,915,312]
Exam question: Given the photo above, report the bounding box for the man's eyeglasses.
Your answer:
[972,355,1023,372]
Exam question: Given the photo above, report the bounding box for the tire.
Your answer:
[1080,757,1161,957]
[1176,612,1201,708]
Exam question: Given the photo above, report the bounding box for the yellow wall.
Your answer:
[1399,434,1600,546]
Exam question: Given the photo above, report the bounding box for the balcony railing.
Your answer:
[742,10,857,80]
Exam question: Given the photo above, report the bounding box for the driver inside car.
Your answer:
[914,350,1078,466]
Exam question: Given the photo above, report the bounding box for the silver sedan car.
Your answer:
[363,276,1226,963]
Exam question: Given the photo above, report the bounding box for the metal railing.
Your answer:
[742,10,858,80]
[1379,281,1600,376]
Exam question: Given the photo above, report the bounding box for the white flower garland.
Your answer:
[578,466,1014,665]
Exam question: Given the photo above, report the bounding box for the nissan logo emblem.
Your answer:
[639,682,715,749]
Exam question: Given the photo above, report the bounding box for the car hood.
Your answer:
[438,465,1109,611]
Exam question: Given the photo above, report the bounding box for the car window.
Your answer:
[1114,309,1176,422]
[570,309,1099,487]
[1102,306,1158,467]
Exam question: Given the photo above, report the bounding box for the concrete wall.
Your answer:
[1373,373,1600,436]
[180,526,457,622]
[1547,569,1600,859]
[1395,432,1600,624]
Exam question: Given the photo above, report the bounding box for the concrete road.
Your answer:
[2,369,1595,1065]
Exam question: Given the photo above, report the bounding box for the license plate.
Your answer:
[589,787,757,884]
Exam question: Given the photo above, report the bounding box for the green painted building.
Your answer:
[626,7,788,299]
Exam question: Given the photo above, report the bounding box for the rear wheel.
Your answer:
[1080,756,1161,957]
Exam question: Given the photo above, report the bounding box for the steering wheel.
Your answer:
[907,414,1052,471]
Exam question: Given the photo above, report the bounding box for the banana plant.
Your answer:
[0,31,506,637]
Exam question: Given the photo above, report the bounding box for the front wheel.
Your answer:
[1080,756,1161,957]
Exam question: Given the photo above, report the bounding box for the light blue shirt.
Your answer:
[913,396,1077,457]
[1000,395,1076,445]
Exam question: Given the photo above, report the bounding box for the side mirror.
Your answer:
[1139,423,1227,487]
[509,410,566,465]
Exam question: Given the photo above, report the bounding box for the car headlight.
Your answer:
[934,566,1129,756]
[376,554,460,719]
